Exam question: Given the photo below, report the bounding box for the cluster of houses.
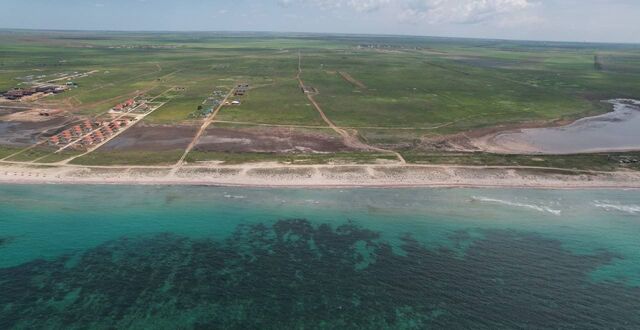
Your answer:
[111,99,136,112]
[48,119,130,149]
[2,84,69,100]
[49,120,97,146]
[234,83,249,96]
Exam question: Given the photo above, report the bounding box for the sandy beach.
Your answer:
[1,162,639,189]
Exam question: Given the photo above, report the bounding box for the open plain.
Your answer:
[2,30,640,185]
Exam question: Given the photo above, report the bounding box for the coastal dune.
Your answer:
[1,163,639,189]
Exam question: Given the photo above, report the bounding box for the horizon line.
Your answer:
[1,27,639,46]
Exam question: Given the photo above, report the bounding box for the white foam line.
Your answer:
[224,194,246,199]
[594,201,640,215]
[472,196,562,215]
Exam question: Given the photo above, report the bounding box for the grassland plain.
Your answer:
[1,30,640,168]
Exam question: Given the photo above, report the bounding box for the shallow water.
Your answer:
[493,99,640,154]
[1,185,639,328]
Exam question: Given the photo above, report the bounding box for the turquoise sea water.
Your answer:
[1,185,639,329]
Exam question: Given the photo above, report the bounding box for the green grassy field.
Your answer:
[1,30,640,166]
[403,152,640,172]
[70,150,185,166]
[216,78,325,126]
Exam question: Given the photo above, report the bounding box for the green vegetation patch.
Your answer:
[186,151,396,165]
[2,31,640,165]
[217,78,325,126]
[71,150,184,166]
[5,147,56,162]
[403,152,640,172]
[36,151,84,164]
[0,145,24,160]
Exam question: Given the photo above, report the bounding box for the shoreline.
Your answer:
[1,162,639,190]
[471,99,640,154]
[2,179,640,191]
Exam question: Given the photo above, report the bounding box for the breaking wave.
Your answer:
[593,201,640,215]
[224,194,246,199]
[471,196,562,215]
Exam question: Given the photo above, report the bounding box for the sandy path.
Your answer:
[173,88,236,169]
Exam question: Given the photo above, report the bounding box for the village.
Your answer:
[191,84,246,118]
[0,71,96,102]
[0,79,235,164]
[1,83,72,101]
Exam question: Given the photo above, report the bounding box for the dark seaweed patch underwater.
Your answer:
[0,237,15,249]
[1,219,639,329]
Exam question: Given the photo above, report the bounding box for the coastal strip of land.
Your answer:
[1,163,639,189]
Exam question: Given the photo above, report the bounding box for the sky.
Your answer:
[1,0,639,43]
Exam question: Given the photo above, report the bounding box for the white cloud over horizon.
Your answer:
[401,0,535,24]
[278,0,537,25]
[1,0,639,43]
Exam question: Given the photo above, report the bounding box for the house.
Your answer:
[60,130,73,143]
[5,89,26,100]
[49,136,60,146]
[93,131,105,142]
[301,85,317,94]
[38,109,63,117]
[234,83,249,96]
[102,126,114,136]
[72,126,83,137]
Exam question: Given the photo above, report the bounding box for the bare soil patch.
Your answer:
[0,117,70,146]
[99,123,198,151]
[195,127,355,153]
[338,71,367,89]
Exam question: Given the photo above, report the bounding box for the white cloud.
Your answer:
[278,0,391,12]
[400,0,535,24]
[277,0,536,25]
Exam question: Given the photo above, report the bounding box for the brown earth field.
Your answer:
[0,106,26,116]
[194,126,355,153]
[99,123,198,151]
[0,117,71,146]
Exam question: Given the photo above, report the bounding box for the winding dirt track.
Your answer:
[173,88,236,169]
[296,52,406,163]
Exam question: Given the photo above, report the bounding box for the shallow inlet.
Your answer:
[489,99,640,154]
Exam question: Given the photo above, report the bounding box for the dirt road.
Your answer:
[296,52,406,163]
[173,87,236,169]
